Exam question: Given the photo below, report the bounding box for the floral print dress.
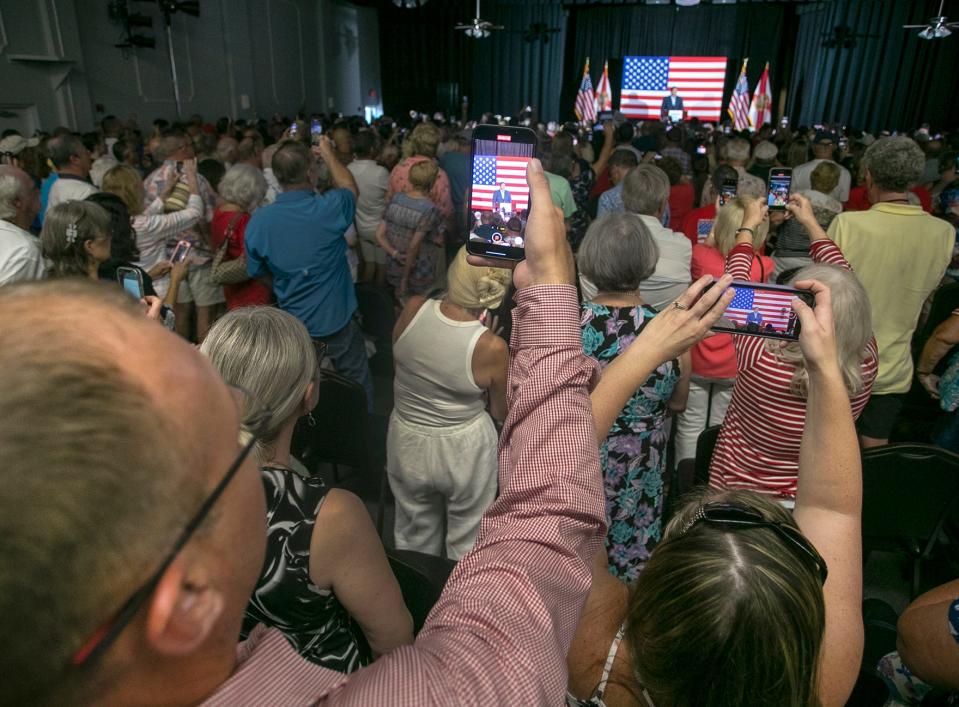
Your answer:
[582,302,678,582]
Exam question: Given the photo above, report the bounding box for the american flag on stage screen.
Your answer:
[470,156,531,211]
[723,285,796,331]
[697,219,714,243]
[621,56,728,121]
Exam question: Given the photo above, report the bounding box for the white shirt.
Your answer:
[132,194,203,298]
[347,159,389,238]
[262,167,281,205]
[792,159,851,202]
[90,154,119,188]
[637,214,692,311]
[0,219,45,285]
[46,176,98,214]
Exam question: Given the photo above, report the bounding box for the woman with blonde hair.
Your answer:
[200,306,413,672]
[387,245,511,559]
[386,122,453,237]
[41,200,112,279]
[674,196,774,464]
[101,161,202,299]
[568,276,866,707]
[709,193,877,500]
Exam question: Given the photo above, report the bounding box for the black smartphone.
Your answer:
[593,110,614,129]
[710,280,814,341]
[767,167,792,211]
[116,266,144,300]
[466,124,537,261]
[310,118,322,146]
[289,122,298,138]
[719,177,738,207]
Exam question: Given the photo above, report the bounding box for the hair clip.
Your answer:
[65,221,79,244]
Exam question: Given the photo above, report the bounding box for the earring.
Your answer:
[307,412,317,427]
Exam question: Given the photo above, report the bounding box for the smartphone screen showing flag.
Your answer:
[711,281,809,341]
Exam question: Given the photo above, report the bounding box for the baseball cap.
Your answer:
[0,134,40,156]
[813,130,838,145]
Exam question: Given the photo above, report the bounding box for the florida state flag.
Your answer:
[748,62,772,128]
[595,60,613,111]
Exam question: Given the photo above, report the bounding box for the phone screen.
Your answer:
[709,281,813,341]
[310,119,322,146]
[719,178,738,207]
[117,268,144,300]
[466,125,536,261]
[767,169,792,211]
[696,144,707,155]
[289,122,298,137]
[171,240,192,264]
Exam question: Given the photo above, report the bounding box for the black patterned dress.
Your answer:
[240,466,371,672]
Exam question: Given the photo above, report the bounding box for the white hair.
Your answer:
[769,264,872,398]
[200,306,317,463]
[217,163,268,211]
[0,174,21,220]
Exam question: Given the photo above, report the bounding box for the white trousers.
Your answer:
[387,411,498,560]
[674,378,734,464]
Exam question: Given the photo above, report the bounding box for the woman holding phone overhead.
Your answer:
[568,272,867,707]
[708,194,877,502]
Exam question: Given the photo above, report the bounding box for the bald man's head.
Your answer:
[0,280,265,704]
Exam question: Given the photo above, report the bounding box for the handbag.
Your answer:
[211,213,250,285]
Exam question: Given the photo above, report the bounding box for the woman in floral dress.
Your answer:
[578,213,690,582]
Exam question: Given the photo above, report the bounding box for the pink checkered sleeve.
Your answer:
[324,284,606,705]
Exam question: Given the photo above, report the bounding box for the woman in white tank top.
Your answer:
[387,247,512,559]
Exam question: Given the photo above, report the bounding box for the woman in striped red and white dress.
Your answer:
[709,193,877,502]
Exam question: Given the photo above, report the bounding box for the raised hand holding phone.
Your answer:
[791,278,839,375]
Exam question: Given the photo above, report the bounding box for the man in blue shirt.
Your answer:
[245,138,373,408]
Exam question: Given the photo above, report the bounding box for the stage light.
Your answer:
[676,0,701,5]
[393,0,429,7]
[645,0,670,4]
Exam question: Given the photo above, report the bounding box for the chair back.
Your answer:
[387,549,456,634]
[292,369,371,473]
[694,424,722,487]
[861,443,959,557]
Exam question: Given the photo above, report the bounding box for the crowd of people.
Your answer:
[1,102,959,706]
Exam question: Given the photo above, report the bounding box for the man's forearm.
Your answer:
[327,157,358,196]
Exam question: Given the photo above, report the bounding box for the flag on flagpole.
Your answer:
[727,58,750,131]
[748,62,773,128]
[595,60,613,111]
[574,58,597,123]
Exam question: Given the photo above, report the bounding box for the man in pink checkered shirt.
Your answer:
[1,157,733,706]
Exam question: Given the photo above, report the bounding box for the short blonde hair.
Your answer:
[408,160,438,191]
[712,196,769,256]
[102,164,146,216]
[402,123,442,159]
[809,161,840,194]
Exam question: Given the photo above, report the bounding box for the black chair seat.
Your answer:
[387,549,456,635]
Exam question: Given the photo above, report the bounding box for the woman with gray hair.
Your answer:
[710,194,877,501]
[579,212,691,582]
[210,162,271,309]
[201,306,413,672]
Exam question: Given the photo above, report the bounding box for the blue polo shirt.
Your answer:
[245,188,357,337]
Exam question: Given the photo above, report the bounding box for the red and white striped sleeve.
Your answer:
[809,239,852,270]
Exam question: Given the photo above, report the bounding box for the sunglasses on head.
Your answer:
[680,501,828,585]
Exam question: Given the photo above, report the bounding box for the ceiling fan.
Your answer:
[454,0,503,39]
[904,0,959,39]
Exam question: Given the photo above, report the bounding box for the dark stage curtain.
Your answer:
[789,0,959,131]
[373,0,566,122]
[562,3,790,124]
